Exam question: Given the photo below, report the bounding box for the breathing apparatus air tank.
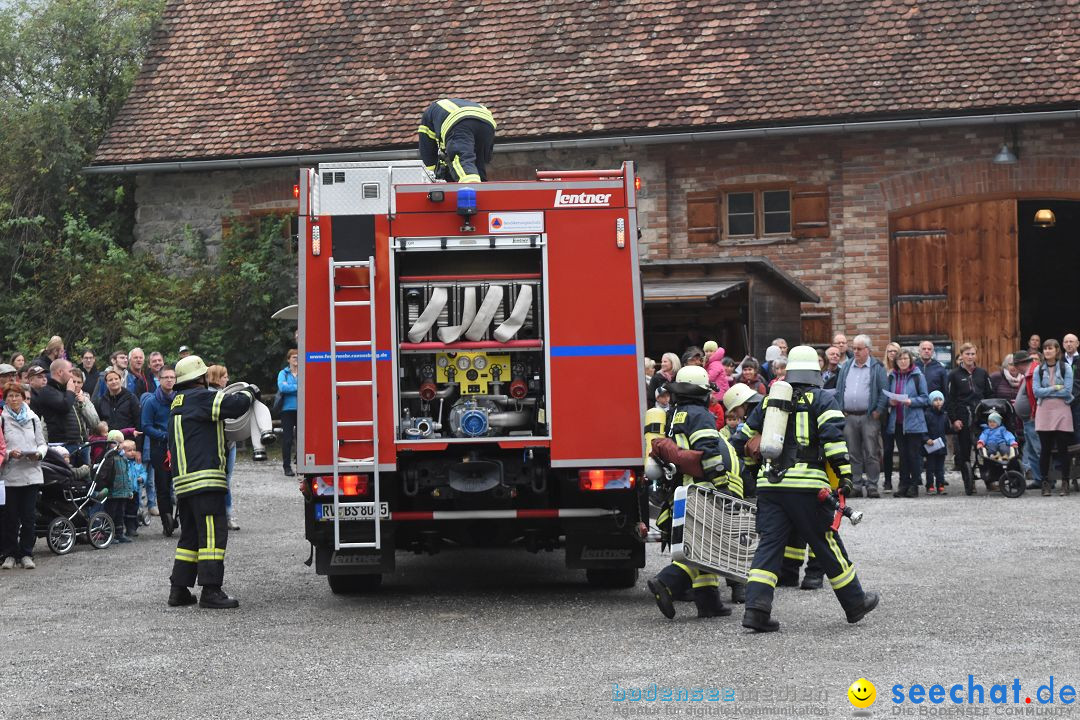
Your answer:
[759,380,793,462]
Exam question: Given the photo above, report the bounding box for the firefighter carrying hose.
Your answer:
[646,365,743,620]
[418,99,497,183]
[166,355,258,610]
[730,346,879,632]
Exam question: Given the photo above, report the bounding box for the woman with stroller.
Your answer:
[947,343,994,492]
[885,349,929,497]
[0,382,48,569]
[1032,339,1074,496]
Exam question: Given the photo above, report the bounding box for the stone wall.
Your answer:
[134,166,298,265]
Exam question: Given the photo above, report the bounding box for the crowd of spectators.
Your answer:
[0,336,300,569]
[645,330,1080,500]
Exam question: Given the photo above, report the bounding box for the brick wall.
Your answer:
[133,119,1080,350]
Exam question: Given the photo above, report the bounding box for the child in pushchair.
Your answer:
[971,399,1026,497]
[36,441,118,554]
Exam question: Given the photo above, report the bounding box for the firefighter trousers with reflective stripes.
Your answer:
[780,531,823,583]
[744,492,864,614]
[656,560,720,593]
[170,491,228,588]
[443,118,495,182]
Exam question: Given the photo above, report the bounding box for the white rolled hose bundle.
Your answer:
[464,286,504,341]
[493,285,532,342]
[407,287,448,343]
[437,287,477,344]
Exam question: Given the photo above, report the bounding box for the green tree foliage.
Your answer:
[0,1,297,386]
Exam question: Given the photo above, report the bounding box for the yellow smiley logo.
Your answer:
[848,678,877,709]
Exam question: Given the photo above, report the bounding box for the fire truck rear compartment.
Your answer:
[396,247,546,442]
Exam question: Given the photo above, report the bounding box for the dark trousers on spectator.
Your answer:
[150,439,174,519]
[925,450,946,489]
[882,432,895,486]
[281,410,297,471]
[1038,431,1072,485]
[1072,403,1080,445]
[896,429,925,492]
[105,496,136,537]
[954,424,973,470]
[2,485,40,559]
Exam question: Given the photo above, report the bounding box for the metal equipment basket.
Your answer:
[670,484,758,582]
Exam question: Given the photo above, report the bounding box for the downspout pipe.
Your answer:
[83,108,1080,175]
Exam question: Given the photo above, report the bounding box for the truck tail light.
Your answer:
[313,475,370,497]
[578,469,635,491]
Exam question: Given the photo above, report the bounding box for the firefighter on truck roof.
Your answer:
[646,365,744,620]
[418,99,496,183]
[166,355,258,610]
[729,346,879,632]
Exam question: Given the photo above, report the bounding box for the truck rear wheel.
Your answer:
[328,574,383,595]
[585,568,639,589]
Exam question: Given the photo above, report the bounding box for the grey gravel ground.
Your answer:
[3,463,1080,720]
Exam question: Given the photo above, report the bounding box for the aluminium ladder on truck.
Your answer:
[327,256,381,551]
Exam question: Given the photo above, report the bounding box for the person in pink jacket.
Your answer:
[704,341,730,402]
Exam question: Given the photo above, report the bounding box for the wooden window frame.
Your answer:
[721,184,792,241]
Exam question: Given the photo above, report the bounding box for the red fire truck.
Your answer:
[296,161,646,593]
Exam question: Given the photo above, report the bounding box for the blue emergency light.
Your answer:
[457,187,477,217]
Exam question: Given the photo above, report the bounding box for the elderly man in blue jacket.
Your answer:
[835,334,889,498]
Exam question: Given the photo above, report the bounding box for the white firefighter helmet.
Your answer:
[784,345,823,387]
[674,365,710,389]
[723,383,763,413]
[175,355,209,385]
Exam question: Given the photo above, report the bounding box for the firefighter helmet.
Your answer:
[666,365,712,402]
[674,365,710,389]
[785,345,823,387]
[175,355,209,385]
[722,383,763,413]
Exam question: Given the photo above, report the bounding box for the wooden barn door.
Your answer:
[890,199,1018,367]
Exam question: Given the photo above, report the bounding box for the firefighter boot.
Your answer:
[730,582,746,604]
[694,586,733,618]
[167,585,197,607]
[800,570,824,590]
[742,608,780,633]
[647,565,690,620]
[845,590,880,624]
[199,586,240,609]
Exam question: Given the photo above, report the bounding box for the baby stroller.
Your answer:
[35,441,118,554]
[970,398,1025,498]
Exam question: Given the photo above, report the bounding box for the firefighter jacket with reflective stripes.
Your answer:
[168,386,253,497]
[418,99,496,175]
[731,387,851,492]
[668,402,744,499]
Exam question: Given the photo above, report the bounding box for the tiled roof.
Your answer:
[93,0,1080,164]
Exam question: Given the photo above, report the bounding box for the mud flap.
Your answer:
[565,534,645,569]
[315,542,395,575]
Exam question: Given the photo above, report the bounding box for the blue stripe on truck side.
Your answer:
[550,344,637,358]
